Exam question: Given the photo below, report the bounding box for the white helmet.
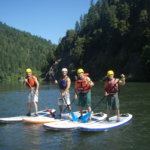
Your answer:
[61,68,68,72]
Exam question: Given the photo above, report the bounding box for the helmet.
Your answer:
[107,70,114,75]
[61,68,68,72]
[77,68,84,74]
[26,68,32,73]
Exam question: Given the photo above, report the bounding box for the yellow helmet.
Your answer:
[26,68,32,73]
[77,68,84,74]
[107,70,114,75]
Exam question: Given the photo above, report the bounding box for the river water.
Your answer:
[0,81,150,150]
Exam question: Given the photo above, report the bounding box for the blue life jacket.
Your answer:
[59,79,67,89]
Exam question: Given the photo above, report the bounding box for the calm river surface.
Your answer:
[0,81,150,150]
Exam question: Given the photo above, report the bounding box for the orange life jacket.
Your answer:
[83,73,89,77]
[25,75,36,87]
[105,79,119,93]
[76,76,91,92]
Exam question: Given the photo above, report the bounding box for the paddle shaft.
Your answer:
[92,79,120,111]
[25,79,50,110]
[62,97,74,113]
[92,96,106,111]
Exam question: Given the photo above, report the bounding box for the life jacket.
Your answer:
[59,77,68,89]
[105,79,119,93]
[83,73,89,77]
[25,75,36,87]
[76,76,91,92]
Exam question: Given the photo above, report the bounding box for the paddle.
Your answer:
[63,98,75,113]
[62,97,78,121]
[80,96,106,123]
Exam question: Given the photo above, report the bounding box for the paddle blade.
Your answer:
[80,111,92,123]
[70,111,78,121]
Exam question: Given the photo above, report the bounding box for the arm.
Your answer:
[74,82,78,100]
[118,74,126,85]
[104,81,108,96]
[87,77,94,87]
[24,77,28,86]
[33,76,39,95]
[54,80,58,84]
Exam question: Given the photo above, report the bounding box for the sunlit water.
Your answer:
[0,81,150,150]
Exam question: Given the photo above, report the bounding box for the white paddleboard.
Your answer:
[80,113,132,131]
[0,110,51,123]
[43,113,107,130]
[22,113,70,124]
[22,111,83,124]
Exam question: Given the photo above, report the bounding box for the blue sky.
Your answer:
[0,0,98,44]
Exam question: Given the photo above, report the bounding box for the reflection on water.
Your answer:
[0,82,150,150]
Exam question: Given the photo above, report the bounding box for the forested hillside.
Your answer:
[52,0,150,81]
[0,22,56,80]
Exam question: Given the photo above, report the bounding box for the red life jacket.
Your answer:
[25,75,36,87]
[105,79,119,93]
[76,76,91,92]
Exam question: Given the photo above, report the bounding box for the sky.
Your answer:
[0,0,98,44]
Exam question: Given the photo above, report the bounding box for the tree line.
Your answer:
[0,22,56,81]
[0,0,150,82]
[50,0,150,81]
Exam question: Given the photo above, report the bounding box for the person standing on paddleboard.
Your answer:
[55,68,71,118]
[104,70,125,122]
[24,68,39,116]
[74,68,94,119]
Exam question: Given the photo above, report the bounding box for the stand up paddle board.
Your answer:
[80,113,132,131]
[0,110,52,123]
[22,114,69,124]
[22,110,83,124]
[43,113,107,130]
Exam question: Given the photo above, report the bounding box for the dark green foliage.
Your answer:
[0,22,56,80]
[52,0,150,81]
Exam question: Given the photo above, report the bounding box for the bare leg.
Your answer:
[27,102,31,114]
[33,102,38,114]
[79,107,83,116]
[105,109,111,121]
[87,106,91,112]
[87,106,92,120]
[106,109,111,118]
[67,105,71,111]
[116,109,120,121]
[59,105,63,115]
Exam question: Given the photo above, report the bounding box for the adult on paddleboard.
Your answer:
[74,68,94,119]
[24,68,39,116]
[55,68,71,118]
[104,70,125,122]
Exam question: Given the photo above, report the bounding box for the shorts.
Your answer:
[28,89,38,103]
[58,91,71,106]
[106,93,119,110]
[78,91,91,107]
